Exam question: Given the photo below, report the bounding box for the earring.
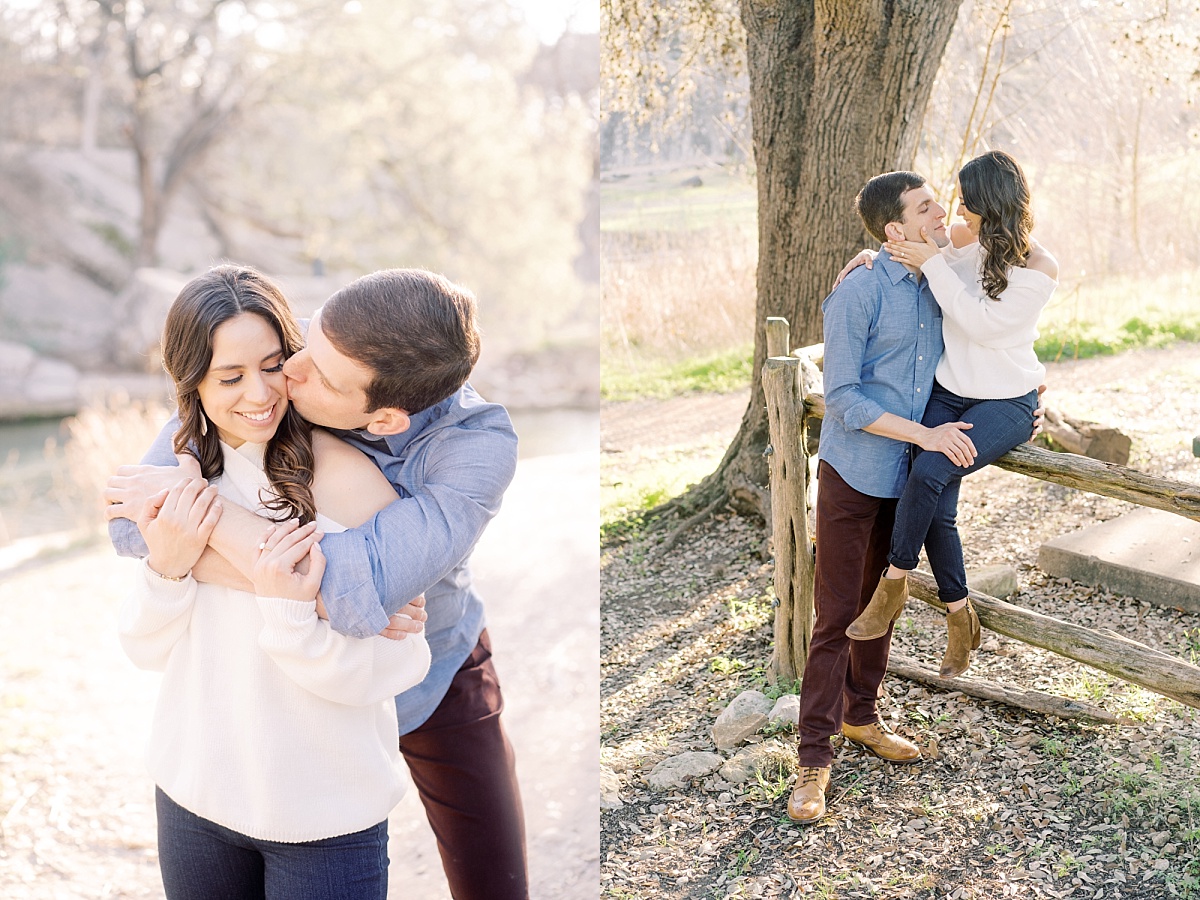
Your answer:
[200,414,208,436]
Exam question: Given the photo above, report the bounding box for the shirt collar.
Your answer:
[341,390,457,454]
[877,249,918,285]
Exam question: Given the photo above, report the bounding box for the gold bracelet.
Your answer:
[146,561,189,582]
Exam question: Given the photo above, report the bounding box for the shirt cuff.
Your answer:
[316,530,392,637]
[843,397,888,432]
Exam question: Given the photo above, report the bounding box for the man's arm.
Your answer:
[107,415,183,558]
[317,414,518,638]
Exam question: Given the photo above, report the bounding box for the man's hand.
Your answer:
[106,454,202,522]
[918,421,977,468]
[138,477,222,579]
[1030,383,1047,441]
[379,595,428,641]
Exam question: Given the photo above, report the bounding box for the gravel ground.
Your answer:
[601,343,1200,900]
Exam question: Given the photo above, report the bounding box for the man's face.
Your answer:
[282,310,375,430]
[894,185,949,247]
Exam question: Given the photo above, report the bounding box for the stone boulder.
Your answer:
[712,689,773,751]
[646,751,724,791]
[111,268,189,372]
[0,340,80,419]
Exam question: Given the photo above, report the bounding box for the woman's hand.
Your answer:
[252,520,325,601]
[832,249,877,288]
[918,421,977,468]
[137,477,222,579]
[884,227,940,269]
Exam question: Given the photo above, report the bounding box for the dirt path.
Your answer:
[0,450,598,899]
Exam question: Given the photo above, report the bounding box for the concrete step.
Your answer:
[1038,507,1200,613]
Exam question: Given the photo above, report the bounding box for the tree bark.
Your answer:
[686,0,964,520]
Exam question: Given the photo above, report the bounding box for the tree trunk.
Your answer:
[684,0,964,520]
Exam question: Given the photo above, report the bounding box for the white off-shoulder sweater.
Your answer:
[920,241,1055,400]
[118,441,431,843]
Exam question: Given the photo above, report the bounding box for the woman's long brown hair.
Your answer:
[958,150,1035,301]
[160,265,316,524]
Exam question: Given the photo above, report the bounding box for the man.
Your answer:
[107,268,527,899]
[788,172,981,824]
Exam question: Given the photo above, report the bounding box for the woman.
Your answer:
[843,150,1057,677]
[119,265,431,899]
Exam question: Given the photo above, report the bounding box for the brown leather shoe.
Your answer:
[846,574,909,641]
[787,766,830,824]
[940,599,981,678]
[841,721,921,763]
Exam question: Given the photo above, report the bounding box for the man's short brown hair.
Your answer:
[854,171,926,244]
[321,269,481,414]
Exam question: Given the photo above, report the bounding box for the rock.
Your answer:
[768,694,801,727]
[0,340,80,419]
[966,564,1019,599]
[680,175,703,188]
[600,766,624,810]
[718,739,796,785]
[646,752,724,790]
[712,690,773,750]
[111,268,189,372]
[0,340,37,377]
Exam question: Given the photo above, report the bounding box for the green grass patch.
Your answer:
[602,344,752,402]
[600,450,721,541]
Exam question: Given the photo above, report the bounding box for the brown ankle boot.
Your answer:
[846,574,908,641]
[940,600,981,677]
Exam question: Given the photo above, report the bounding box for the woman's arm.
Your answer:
[117,479,220,669]
[249,438,430,705]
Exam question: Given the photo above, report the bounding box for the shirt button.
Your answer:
[917,388,922,393]
[919,356,923,360]
[920,323,925,328]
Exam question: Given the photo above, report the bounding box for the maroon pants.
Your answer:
[398,629,528,900]
[797,462,898,767]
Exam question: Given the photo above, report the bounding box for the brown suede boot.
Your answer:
[940,600,981,677]
[846,573,908,641]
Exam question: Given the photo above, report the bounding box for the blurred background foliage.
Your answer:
[0,0,599,360]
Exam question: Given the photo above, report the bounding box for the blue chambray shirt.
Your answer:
[819,250,943,498]
[109,382,518,735]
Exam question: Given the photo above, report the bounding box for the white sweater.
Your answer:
[118,441,431,842]
[920,241,1055,400]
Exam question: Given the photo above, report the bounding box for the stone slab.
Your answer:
[1038,507,1200,613]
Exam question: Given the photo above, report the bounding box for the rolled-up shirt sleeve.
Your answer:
[317,424,518,638]
[108,415,182,559]
[821,284,887,432]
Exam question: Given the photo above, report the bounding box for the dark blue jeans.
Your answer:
[155,787,388,900]
[888,381,1037,603]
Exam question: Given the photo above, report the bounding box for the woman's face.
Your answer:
[956,179,982,235]
[195,313,289,448]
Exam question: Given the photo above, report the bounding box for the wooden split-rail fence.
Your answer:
[760,317,1200,724]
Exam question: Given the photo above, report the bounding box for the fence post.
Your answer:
[766,316,790,358]
[762,350,814,685]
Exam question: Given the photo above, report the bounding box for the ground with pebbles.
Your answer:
[601,343,1200,900]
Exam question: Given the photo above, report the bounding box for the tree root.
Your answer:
[655,494,726,555]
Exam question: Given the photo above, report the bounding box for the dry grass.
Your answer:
[602,227,757,367]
